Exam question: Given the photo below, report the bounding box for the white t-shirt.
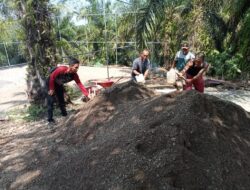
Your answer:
[175,50,195,71]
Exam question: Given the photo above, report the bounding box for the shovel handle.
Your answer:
[176,72,186,81]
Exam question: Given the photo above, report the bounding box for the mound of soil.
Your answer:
[29,82,250,189]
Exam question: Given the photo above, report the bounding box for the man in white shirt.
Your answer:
[173,42,195,72]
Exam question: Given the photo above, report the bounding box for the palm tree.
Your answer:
[16,0,56,103]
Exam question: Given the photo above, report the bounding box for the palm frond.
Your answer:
[226,0,250,32]
[134,0,187,49]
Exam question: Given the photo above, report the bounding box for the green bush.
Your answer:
[64,85,82,99]
[24,104,47,121]
[207,50,243,80]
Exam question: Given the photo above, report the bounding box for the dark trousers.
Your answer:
[131,74,136,82]
[47,84,67,121]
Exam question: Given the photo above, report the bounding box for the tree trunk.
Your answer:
[17,0,56,104]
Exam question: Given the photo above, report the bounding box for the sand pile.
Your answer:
[29,81,250,190]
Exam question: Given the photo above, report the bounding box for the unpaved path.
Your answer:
[0,117,71,189]
[205,87,250,112]
[0,65,27,116]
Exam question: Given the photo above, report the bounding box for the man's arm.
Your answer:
[172,51,179,68]
[133,69,141,76]
[190,52,195,60]
[172,60,177,68]
[192,63,209,81]
[143,69,149,79]
[73,74,89,97]
[143,60,151,79]
[180,60,193,75]
[132,59,141,76]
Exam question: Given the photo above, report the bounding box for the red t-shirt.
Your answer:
[49,66,89,96]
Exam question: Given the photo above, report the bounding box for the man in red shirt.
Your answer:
[47,58,89,123]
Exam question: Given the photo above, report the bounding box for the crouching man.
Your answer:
[131,49,151,82]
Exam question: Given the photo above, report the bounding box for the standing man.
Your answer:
[173,42,195,72]
[47,58,89,123]
[131,49,151,82]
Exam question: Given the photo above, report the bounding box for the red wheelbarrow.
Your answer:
[86,79,115,96]
[86,77,124,95]
[88,77,124,89]
[95,80,114,88]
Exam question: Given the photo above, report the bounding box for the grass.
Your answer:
[7,85,82,122]
[65,85,82,99]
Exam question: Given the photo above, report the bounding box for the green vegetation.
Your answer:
[0,0,250,104]
[6,104,46,121]
[6,85,80,122]
[64,85,82,100]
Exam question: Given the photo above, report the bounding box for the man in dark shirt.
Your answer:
[179,52,209,93]
[47,58,89,123]
[131,49,151,82]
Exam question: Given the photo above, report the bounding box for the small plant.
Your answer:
[23,103,65,121]
[64,85,82,100]
[7,85,82,122]
[24,104,47,121]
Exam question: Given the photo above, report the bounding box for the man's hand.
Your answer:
[136,74,145,83]
[176,72,183,77]
[48,90,54,96]
[176,72,186,81]
[81,96,90,102]
[88,93,95,99]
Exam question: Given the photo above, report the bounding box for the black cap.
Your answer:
[69,57,80,65]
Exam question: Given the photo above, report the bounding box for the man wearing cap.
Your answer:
[173,42,195,72]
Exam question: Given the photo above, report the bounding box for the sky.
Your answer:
[50,0,131,13]
[50,0,131,26]
[50,0,89,12]
[50,0,90,25]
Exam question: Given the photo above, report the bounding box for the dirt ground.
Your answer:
[1,82,250,189]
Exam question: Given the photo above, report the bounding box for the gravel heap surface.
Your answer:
[28,81,250,190]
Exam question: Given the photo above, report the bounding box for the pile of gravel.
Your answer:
[28,82,250,190]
